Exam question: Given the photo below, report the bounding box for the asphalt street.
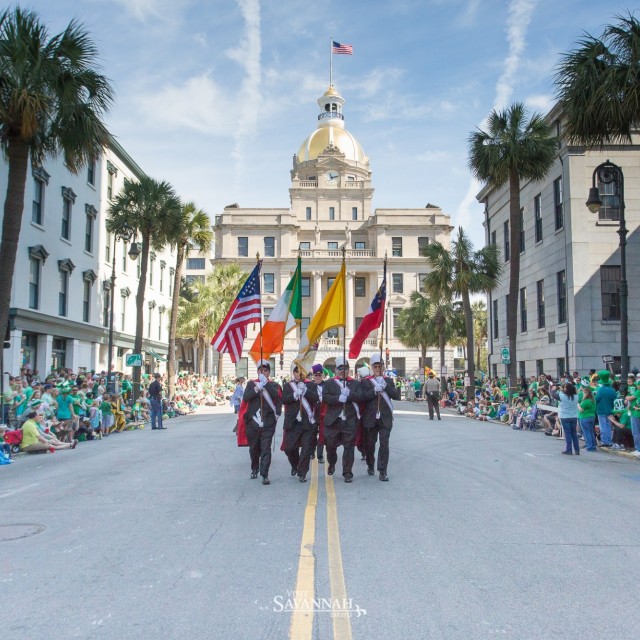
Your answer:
[1,403,639,640]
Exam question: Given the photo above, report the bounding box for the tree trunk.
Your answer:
[167,242,186,400]
[421,344,427,378]
[198,334,206,375]
[0,137,30,361]
[507,167,521,400]
[439,327,446,395]
[217,352,223,383]
[133,234,150,402]
[462,290,475,403]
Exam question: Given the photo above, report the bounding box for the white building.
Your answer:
[478,107,640,380]
[186,84,455,379]
[0,137,176,377]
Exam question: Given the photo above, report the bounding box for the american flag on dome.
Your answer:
[332,41,353,55]
[211,262,262,363]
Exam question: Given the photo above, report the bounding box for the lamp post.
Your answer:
[586,160,628,393]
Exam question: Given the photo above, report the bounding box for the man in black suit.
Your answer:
[360,353,400,481]
[243,360,282,485]
[322,355,362,483]
[148,373,165,430]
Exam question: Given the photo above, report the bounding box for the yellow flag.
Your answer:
[294,262,346,373]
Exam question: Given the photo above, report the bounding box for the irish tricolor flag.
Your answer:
[248,257,302,362]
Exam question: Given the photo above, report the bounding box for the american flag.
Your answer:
[211,262,262,363]
[332,41,353,55]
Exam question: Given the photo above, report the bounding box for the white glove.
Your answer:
[293,389,301,400]
[255,381,264,391]
[297,382,307,396]
[374,382,384,393]
[376,376,385,386]
[338,393,348,403]
[341,386,350,398]
[258,374,268,385]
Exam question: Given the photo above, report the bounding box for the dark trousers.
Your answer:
[365,422,392,473]
[284,425,316,478]
[246,424,275,478]
[427,394,440,420]
[324,420,356,477]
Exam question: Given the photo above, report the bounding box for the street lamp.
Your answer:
[586,160,628,393]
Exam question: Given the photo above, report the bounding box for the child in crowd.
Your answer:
[100,393,113,436]
[89,399,102,439]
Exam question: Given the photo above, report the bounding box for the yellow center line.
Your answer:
[325,471,353,640]
[289,458,319,640]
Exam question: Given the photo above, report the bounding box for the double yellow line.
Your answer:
[289,459,352,640]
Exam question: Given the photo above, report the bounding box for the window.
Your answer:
[160,262,165,292]
[84,206,96,253]
[107,166,115,200]
[354,241,366,250]
[537,279,545,329]
[418,237,429,255]
[301,277,310,297]
[238,237,248,257]
[352,207,357,220]
[32,178,44,225]
[355,316,363,331]
[392,309,401,337]
[554,176,563,230]
[264,237,275,257]
[392,237,402,257]
[59,270,69,317]
[120,289,130,331]
[105,232,111,264]
[122,242,128,273]
[326,328,338,339]
[392,357,405,378]
[492,299,498,338]
[556,358,566,380]
[264,272,275,293]
[299,242,310,251]
[503,221,510,262]
[355,277,366,297]
[492,364,498,378]
[598,178,621,221]
[187,258,206,269]
[103,284,111,328]
[518,361,526,380]
[61,187,76,240]
[149,254,156,285]
[263,307,274,322]
[29,258,40,310]
[557,270,567,324]
[329,207,335,221]
[534,194,542,243]
[305,206,312,220]
[147,303,154,337]
[328,242,338,250]
[600,265,621,321]
[327,277,335,292]
[51,338,67,370]
[419,273,428,292]
[392,273,404,294]
[536,359,544,377]
[83,280,91,322]
[87,161,95,186]
[169,268,174,296]
[520,287,527,333]
[519,209,525,253]
[491,230,496,246]
[300,317,310,337]
[158,308,163,340]
[505,294,510,337]
[185,274,205,286]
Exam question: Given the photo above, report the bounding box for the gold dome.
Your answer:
[297,126,367,163]
[323,85,339,97]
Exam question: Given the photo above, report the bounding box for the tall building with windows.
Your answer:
[479,105,640,380]
[186,84,454,378]
[0,138,176,376]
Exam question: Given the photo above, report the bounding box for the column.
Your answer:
[91,342,100,372]
[346,271,355,339]
[313,271,323,314]
[37,334,53,376]
[7,329,22,376]
[66,338,80,372]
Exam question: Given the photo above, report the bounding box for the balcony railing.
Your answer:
[344,181,364,188]
[318,112,344,121]
[321,337,379,349]
[298,249,374,258]
[298,181,318,187]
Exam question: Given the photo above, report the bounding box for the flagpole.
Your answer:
[342,246,347,390]
[377,252,387,417]
[256,252,264,420]
[329,36,333,86]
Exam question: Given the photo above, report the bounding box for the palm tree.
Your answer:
[166,202,213,399]
[422,227,502,400]
[555,13,640,146]
[176,264,247,377]
[468,103,556,397]
[107,177,181,400]
[397,291,464,394]
[472,300,488,373]
[0,8,113,347]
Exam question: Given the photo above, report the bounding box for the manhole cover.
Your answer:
[0,523,46,541]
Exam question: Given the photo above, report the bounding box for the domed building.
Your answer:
[185,84,455,379]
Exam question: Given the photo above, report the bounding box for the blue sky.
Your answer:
[29,0,629,248]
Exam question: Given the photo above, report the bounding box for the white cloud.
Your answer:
[111,0,174,21]
[459,0,481,28]
[525,93,554,113]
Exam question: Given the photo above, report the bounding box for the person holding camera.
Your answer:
[423,372,441,420]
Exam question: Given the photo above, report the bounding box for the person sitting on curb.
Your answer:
[20,411,76,453]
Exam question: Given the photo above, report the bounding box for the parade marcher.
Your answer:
[423,371,441,420]
[282,365,319,482]
[243,360,282,485]
[311,364,326,463]
[360,353,400,481]
[322,355,362,482]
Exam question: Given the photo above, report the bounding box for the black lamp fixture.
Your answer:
[128,239,141,260]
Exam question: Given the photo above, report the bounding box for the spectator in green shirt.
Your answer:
[577,386,597,452]
[20,413,74,453]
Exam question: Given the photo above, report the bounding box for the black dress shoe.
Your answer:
[561,451,572,455]
[262,477,270,485]
[250,471,258,479]
[344,474,353,483]
[327,465,335,476]
[318,457,324,463]
[310,453,315,459]
[291,468,297,476]
[367,466,374,476]
[379,472,389,481]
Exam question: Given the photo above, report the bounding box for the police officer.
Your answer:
[322,355,362,483]
[282,365,319,482]
[243,360,282,485]
[360,353,399,481]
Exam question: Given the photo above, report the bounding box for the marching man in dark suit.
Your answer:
[243,360,282,485]
[282,365,319,482]
[322,355,362,483]
[311,364,326,463]
[360,352,400,481]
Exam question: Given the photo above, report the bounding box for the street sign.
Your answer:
[126,353,142,367]
[501,347,510,364]
[602,354,613,364]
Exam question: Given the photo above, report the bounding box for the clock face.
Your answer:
[326,170,339,182]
